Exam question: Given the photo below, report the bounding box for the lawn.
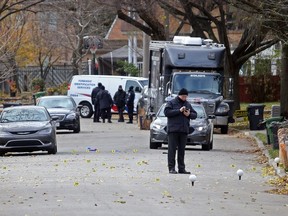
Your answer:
[230,102,281,159]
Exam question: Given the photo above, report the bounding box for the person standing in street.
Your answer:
[113,85,126,122]
[126,86,135,124]
[91,82,102,122]
[96,85,113,123]
[164,88,197,174]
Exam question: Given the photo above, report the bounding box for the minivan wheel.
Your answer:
[150,139,161,149]
[202,143,210,151]
[80,102,93,118]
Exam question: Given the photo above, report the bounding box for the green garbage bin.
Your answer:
[264,116,284,146]
[33,91,46,99]
[32,91,46,104]
[270,122,282,149]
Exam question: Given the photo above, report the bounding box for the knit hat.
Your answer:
[129,86,134,90]
[178,88,188,96]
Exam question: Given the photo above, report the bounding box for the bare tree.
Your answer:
[0,0,45,93]
[0,0,45,22]
[99,0,279,110]
[96,0,167,40]
[40,0,116,75]
[0,12,29,94]
[228,0,288,117]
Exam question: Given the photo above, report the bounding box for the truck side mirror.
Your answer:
[229,78,233,97]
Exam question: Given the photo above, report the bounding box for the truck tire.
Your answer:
[221,125,228,134]
[150,139,162,149]
[80,102,93,118]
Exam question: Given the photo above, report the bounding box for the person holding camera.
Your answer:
[164,88,197,174]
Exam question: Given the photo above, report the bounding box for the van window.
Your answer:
[139,79,148,88]
[125,80,142,93]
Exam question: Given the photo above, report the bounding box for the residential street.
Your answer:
[0,118,287,216]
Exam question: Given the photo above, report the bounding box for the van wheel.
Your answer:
[80,102,93,118]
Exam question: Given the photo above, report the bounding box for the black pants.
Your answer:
[117,106,125,122]
[127,105,134,123]
[93,104,100,122]
[101,107,111,122]
[168,132,187,171]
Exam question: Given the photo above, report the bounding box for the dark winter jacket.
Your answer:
[113,90,126,108]
[96,90,113,109]
[164,97,197,134]
[91,87,101,105]
[126,89,135,106]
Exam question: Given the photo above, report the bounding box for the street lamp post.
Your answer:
[88,59,92,75]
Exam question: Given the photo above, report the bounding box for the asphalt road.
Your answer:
[0,118,287,216]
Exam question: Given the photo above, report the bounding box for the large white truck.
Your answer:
[67,75,148,118]
[147,36,234,134]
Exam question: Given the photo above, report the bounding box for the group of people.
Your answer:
[91,83,135,124]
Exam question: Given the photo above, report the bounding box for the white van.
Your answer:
[67,75,148,118]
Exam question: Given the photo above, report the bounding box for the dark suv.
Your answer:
[37,95,81,133]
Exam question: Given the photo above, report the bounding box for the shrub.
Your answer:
[31,78,45,92]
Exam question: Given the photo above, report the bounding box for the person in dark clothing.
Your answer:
[164,88,197,174]
[113,85,126,122]
[91,82,102,122]
[96,85,113,123]
[126,86,135,124]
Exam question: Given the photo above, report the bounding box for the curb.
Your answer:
[232,128,286,177]
[250,132,286,177]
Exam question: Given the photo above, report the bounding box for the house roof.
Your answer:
[98,45,143,60]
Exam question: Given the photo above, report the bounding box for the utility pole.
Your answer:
[142,32,150,78]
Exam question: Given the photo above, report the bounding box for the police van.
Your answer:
[67,75,148,118]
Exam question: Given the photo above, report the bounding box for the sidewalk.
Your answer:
[242,128,287,177]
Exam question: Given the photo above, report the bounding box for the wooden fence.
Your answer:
[17,65,75,92]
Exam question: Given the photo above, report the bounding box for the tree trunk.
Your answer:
[280,43,288,118]
[72,51,79,76]
[224,55,241,110]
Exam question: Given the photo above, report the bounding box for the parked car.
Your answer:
[36,95,81,133]
[150,103,214,150]
[0,105,58,155]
